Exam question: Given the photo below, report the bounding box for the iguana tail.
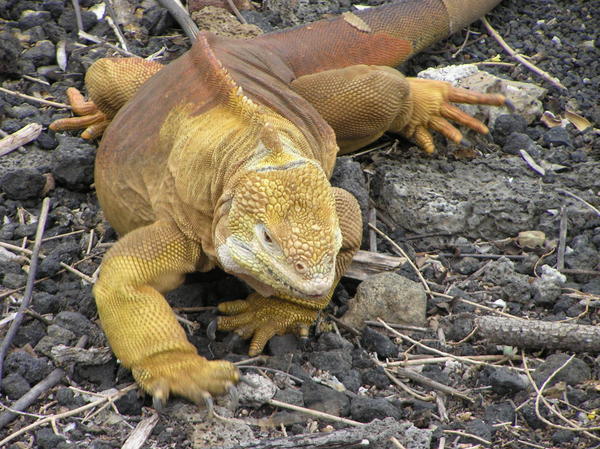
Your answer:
[255,0,502,77]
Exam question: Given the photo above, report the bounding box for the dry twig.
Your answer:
[0,198,51,383]
[0,123,42,157]
[481,17,566,90]
[0,87,71,109]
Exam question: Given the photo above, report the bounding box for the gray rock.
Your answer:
[464,419,494,444]
[488,367,529,395]
[543,127,572,147]
[54,311,105,345]
[35,324,77,357]
[35,428,66,449]
[5,351,52,384]
[267,334,300,355]
[316,332,353,351]
[0,168,46,200]
[302,380,350,416]
[38,241,80,277]
[237,372,277,406]
[339,369,362,392]
[52,136,96,191]
[19,9,52,29]
[1,373,31,400]
[350,396,402,422]
[273,386,303,406]
[0,31,23,77]
[494,114,529,146]
[21,40,55,67]
[361,326,398,359]
[308,349,352,374]
[484,401,515,424]
[531,277,562,305]
[533,353,591,387]
[341,272,427,328]
[481,257,532,303]
[503,132,537,155]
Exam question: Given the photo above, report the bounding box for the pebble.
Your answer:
[1,372,31,400]
[533,353,591,387]
[51,136,96,191]
[341,272,427,329]
[484,401,515,424]
[18,9,52,29]
[308,350,352,374]
[114,389,144,415]
[487,367,529,395]
[360,326,398,359]
[21,40,55,67]
[5,351,52,384]
[237,372,277,406]
[0,168,46,200]
[35,428,66,449]
[543,126,572,147]
[492,114,528,145]
[350,396,402,422]
[502,132,537,155]
[301,380,350,416]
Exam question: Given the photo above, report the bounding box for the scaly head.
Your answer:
[215,125,342,302]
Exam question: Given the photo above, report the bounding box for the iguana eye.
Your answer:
[256,224,279,252]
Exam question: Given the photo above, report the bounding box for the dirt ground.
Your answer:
[1,0,599,448]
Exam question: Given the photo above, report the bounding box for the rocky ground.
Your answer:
[1,0,599,448]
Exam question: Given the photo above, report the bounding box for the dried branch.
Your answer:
[481,17,566,90]
[0,123,42,157]
[0,198,51,384]
[0,87,71,109]
[121,413,159,449]
[345,249,406,281]
[476,316,600,352]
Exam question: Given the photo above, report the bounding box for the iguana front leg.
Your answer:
[218,187,362,355]
[50,58,163,139]
[95,220,239,404]
[290,64,507,154]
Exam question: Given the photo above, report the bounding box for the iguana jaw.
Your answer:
[216,234,337,300]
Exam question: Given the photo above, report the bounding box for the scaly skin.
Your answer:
[50,0,506,405]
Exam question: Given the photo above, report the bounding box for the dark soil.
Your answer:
[1,1,599,448]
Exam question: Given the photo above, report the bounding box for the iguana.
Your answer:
[50,0,508,406]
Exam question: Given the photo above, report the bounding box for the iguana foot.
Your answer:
[132,351,240,406]
[218,293,318,356]
[49,87,109,139]
[398,78,507,154]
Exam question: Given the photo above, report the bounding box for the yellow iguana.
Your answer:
[50,0,508,406]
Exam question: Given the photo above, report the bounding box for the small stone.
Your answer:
[484,401,515,424]
[52,136,96,191]
[237,372,277,406]
[6,104,39,119]
[543,127,572,147]
[0,168,46,200]
[19,9,52,29]
[502,132,536,155]
[341,272,427,329]
[32,292,62,315]
[21,40,55,67]
[464,419,493,443]
[531,278,562,305]
[54,311,104,345]
[302,380,350,416]
[533,353,591,387]
[361,326,398,359]
[114,389,144,415]
[267,334,300,355]
[339,369,362,392]
[56,387,85,408]
[316,332,353,351]
[1,373,31,400]
[493,114,528,146]
[0,31,23,77]
[350,396,402,422]
[38,241,80,277]
[552,430,576,444]
[5,351,51,384]
[308,350,352,374]
[273,387,303,406]
[35,428,66,449]
[488,367,528,395]
[360,366,391,389]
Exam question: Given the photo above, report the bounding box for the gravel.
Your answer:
[1,0,599,448]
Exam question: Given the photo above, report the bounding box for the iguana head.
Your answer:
[215,133,342,302]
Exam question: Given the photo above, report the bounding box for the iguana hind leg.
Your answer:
[50,58,163,139]
[94,220,239,404]
[290,64,507,154]
[218,187,362,355]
